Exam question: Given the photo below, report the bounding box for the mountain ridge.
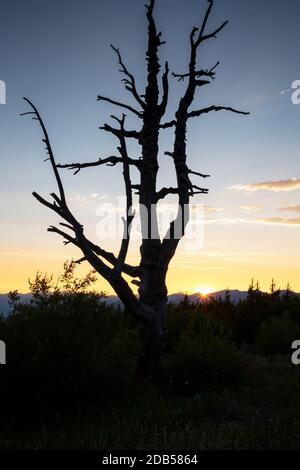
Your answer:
[1,289,298,314]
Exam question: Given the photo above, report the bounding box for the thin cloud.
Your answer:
[204,217,249,225]
[178,251,259,258]
[69,193,108,204]
[280,88,290,95]
[189,205,223,214]
[240,205,263,212]
[204,217,300,227]
[259,218,300,226]
[0,251,67,259]
[203,205,223,214]
[229,178,300,192]
[277,205,300,213]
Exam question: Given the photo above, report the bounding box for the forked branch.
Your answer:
[161,105,249,129]
[111,45,146,110]
[21,98,141,292]
[57,155,141,175]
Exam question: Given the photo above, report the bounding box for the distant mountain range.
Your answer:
[1,289,298,315]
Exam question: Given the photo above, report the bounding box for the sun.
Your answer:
[197,286,214,297]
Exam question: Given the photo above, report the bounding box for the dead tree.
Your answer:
[22,0,249,380]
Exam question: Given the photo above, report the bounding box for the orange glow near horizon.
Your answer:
[1,248,300,295]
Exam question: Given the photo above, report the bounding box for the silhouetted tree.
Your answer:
[270,278,281,301]
[285,282,293,301]
[22,0,248,380]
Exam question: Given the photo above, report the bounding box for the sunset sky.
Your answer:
[0,0,300,294]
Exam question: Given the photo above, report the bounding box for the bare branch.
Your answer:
[164,151,174,158]
[156,187,179,201]
[161,105,249,129]
[48,226,76,245]
[200,21,228,43]
[195,79,211,87]
[160,120,176,129]
[191,185,209,194]
[87,241,140,278]
[97,95,143,118]
[198,0,214,39]
[172,62,220,82]
[24,98,143,294]
[47,225,142,318]
[32,191,61,215]
[111,45,146,110]
[160,1,224,256]
[188,169,210,179]
[36,190,140,278]
[73,257,87,265]
[57,155,141,174]
[158,62,169,116]
[195,1,228,46]
[188,105,250,119]
[114,117,135,274]
[23,98,67,207]
[59,222,75,232]
[100,123,141,140]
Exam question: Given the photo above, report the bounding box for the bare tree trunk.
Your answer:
[138,261,168,381]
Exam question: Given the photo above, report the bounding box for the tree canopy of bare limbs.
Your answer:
[22,0,249,380]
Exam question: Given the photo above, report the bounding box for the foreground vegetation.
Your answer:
[0,263,300,449]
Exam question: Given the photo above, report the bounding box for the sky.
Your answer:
[0,0,300,295]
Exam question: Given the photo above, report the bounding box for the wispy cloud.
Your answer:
[204,217,249,225]
[176,250,263,264]
[203,205,223,215]
[240,205,263,212]
[204,217,300,227]
[0,251,67,259]
[173,264,225,271]
[277,205,300,213]
[189,205,223,214]
[280,88,291,95]
[259,218,300,226]
[229,178,300,192]
[69,193,108,204]
[178,251,259,259]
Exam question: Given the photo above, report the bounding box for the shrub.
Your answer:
[166,301,233,351]
[256,316,300,355]
[0,301,140,416]
[164,313,244,394]
[0,264,141,417]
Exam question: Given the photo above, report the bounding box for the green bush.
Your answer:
[256,316,300,356]
[166,300,233,351]
[0,302,140,414]
[0,264,141,416]
[164,313,244,394]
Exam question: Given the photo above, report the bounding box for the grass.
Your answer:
[1,354,300,450]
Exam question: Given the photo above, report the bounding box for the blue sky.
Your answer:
[0,0,300,293]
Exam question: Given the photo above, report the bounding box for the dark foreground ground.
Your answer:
[1,355,299,450]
